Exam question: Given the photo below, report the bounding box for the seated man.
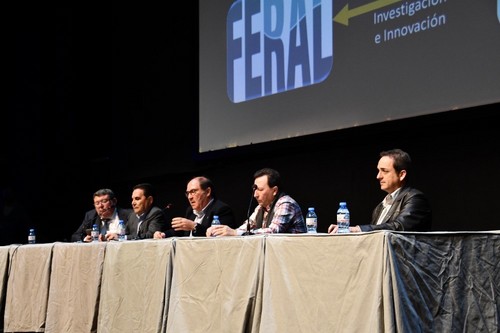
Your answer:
[206,168,306,236]
[153,176,236,239]
[71,188,132,242]
[329,149,432,233]
[106,183,167,240]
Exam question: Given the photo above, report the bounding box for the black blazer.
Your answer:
[361,186,432,232]
[126,206,167,240]
[71,207,132,242]
[165,198,236,237]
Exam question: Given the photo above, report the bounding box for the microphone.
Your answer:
[243,185,257,236]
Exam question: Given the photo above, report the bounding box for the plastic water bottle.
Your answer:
[28,228,36,244]
[211,215,221,237]
[337,202,350,234]
[91,224,99,242]
[306,207,318,233]
[118,220,126,241]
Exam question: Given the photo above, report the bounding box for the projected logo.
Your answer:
[227,0,333,103]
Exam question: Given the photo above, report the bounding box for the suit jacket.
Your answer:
[165,198,236,237]
[360,186,432,232]
[71,207,132,242]
[126,206,167,240]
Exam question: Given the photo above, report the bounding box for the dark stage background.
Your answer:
[4,2,499,244]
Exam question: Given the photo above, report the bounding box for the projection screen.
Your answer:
[199,0,500,153]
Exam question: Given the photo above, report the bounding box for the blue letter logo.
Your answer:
[227,0,333,103]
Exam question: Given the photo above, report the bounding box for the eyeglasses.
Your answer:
[185,189,200,197]
[94,198,111,206]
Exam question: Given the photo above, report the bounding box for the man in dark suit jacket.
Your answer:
[154,176,236,239]
[112,183,167,240]
[365,185,431,231]
[71,188,132,242]
[329,149,432,233]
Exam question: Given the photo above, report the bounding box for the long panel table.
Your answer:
[1,231,498,332]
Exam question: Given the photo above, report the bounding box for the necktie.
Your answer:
[137,216,145,238]
[101,219,110,235]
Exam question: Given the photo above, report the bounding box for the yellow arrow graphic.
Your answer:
[334,0,402,26]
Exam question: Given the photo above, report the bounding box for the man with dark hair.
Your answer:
[105,183,167,240]
[207,167,306,236]
[329,149,432,233]
[71,188,132,242]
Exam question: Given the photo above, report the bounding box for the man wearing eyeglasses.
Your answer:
[154,176,236,239]
[71,188,132,242]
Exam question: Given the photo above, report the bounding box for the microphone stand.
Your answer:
[242,185,256,236]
